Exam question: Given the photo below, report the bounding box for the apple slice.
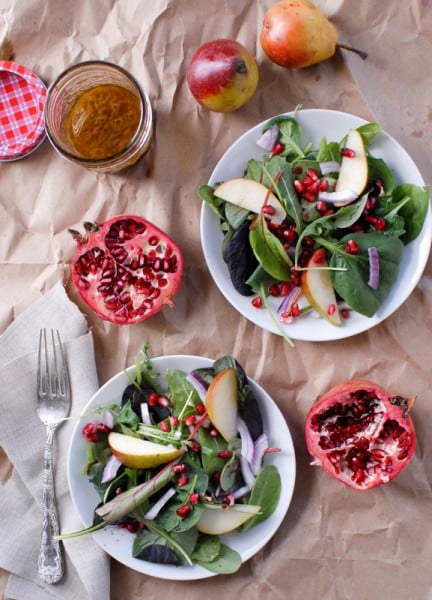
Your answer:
[108,432,182,469]
[196,504,261,535]
[333,128,368,206]
[301,248,341,326]
[214,177,286,224]
[205,367,238,442]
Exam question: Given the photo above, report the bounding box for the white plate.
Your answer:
[67,355,296,580]
[200,109,432,342]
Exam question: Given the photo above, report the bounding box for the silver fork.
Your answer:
[37,329,71,584]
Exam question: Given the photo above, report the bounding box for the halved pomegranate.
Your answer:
[69,215,184,324]
[305,379,416,490]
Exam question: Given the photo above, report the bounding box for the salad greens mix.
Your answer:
[62,346,282,574]
[199,110,429,335]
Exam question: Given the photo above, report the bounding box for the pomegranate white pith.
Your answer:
[305,379,416,490]
[70,215,184,324]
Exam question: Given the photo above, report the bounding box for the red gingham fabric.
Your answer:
[0,61,47,161]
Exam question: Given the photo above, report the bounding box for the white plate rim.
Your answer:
[200,108,432,342]
[67,354,296,581]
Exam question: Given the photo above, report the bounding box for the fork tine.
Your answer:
[54,330,68,396]
[38,328,49,395]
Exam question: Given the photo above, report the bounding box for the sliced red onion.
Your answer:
[102,410,115,429]
[277,285,301,314]
[319,160,340,175]
[318,189,357,204]
[256,124,279,152]
[140,402,151,425]
[240,455,256,489]
[250,432,269,476]
[186,373,208,402]
[368,246,380,289]
[101,454,122,484]
[237,417,254,463]
[143,487,176,520]
[233,484,252,500]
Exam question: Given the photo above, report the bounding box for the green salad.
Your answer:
[61,346,282,574]
[199,111,429,342]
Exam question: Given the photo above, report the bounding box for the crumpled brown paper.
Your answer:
[1,0,432,599]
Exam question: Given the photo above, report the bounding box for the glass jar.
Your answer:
[44,61,153,173]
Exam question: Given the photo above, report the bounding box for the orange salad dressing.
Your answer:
[65,84,141,159]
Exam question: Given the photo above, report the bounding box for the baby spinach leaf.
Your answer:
[316,139,341,163]
[330,233,404,317]
[357,122,381,146]
[241,464,281,532]
[393,184,429,244]
[191,535,221,563]
[249,213,292,280]
[198,428,227,475]
[262,157,304,231]
[166,370,200,414]
[367,156,395,194]
[195,543,242,574]
[246,264,278,296]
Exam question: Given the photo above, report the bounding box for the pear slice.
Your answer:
[301,248,341,326]
[108,432,182,469]
[333,129,368,206]
[196,504,261,535]
[205,367,238,442]
[214,177,286,224]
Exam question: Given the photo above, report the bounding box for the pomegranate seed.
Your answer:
[375,217,386,230]
[217,450,233,459]
[262,205,276,216]
[327,304,336,316]
[293,179,304,193]
[157,395,170,408]
[251,296,263,308]
[191,441,201,452]
[96,423,111,433]
[176,505,191,518]
[272,141,284,155]
[148,235,159,246]
[185,414,196,426]
[291,303,300,317]
[196,403,206,415]
[209,428,219,437]
[319,179,329,191]
[316,200,328,213]
[341,147,356,158]
[159,421,170,432]
[173,463,187,473]
[169,415,179,427]
[115,487,124,495]
[302,190,317,203]
[341,309,350,319]
[294,165,303,174]
[268,283,280,296]
[290,268,301,287]
[280,281,292,296]
[177,475,189,487]
[148,392,159,406]
[313,248,326,264]
[82,423,96,437]
[189,493,200,505]
[302,236,314,248]
[213,472,221,485]
[307,168,319,181]
[127,522,138,533]
[345,239,359,254]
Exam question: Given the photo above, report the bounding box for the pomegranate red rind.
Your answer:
[305,379,416,491]
[70,215,184,325]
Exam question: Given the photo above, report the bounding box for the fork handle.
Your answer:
[38,425,64,584]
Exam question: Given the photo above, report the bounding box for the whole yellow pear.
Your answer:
[260,0,339,68]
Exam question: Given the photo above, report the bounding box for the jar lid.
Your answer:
[0,61,47,161]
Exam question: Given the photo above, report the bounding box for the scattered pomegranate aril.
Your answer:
[251,296,263,308]
[189,492,200,505]
[177,475,189,487]
[271,141,285,155]
[70,215,184,325]
[345,239,359,254]
[341,147,356,158]
[305,380,416,490]
[262,204,276,216]
[195,403,206,415]
[176,505,191,518]
[173,463,187,473]
[185,414,196,426]
[217,450,233,459]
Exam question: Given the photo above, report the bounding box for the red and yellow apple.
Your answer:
[186,39,259,112]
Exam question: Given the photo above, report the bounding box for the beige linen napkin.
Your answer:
[0,283,110,600]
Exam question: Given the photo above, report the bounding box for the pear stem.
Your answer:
[337,43,368,60]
